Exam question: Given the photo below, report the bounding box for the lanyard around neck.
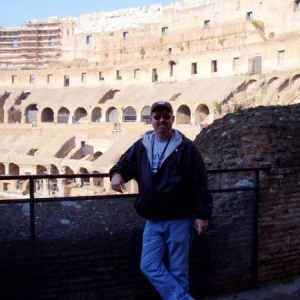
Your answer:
[152,134,172,170]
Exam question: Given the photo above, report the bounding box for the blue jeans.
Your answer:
[140,217,195,300]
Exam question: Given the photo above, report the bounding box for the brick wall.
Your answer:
[0,190,255,300]
[196,103,300,284]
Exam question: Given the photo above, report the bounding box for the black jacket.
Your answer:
[109,130,212,221]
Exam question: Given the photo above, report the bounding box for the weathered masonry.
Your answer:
[1,0,300,84]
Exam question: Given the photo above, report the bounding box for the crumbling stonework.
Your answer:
[194,103,300,283]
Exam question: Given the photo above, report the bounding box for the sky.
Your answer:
[0,0,178,27]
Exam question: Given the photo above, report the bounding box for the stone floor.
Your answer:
[201,275,300,300]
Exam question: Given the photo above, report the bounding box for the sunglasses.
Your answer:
[152,114,172,120]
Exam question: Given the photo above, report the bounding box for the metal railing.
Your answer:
[0,167,270,290]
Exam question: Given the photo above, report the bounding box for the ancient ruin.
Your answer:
[0,0,300,196]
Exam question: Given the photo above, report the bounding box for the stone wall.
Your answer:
[0,104,299,299]
[195,103,300,283]
[0,188,256,300]
[2,0,300,83]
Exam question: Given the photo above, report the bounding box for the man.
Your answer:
[109,101,212,300]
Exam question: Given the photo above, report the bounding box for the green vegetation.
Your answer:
[139,47,146,59]
[251,20,264,32]
[218,38,226,46]
[214,102,222,114]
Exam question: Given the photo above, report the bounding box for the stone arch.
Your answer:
[289,74,300,86]
[41,107,54,123]
[74,107,88,124]
[141,105,151,124]
[58,107,70,124]
[266,76,279,87]
[176,105,191,125]
[79,167,89,174]
[123,106,137,122]
[36,165,47,175]
[60,166,74,174]
[79,167,89,185]
[50,164,59,175]
[195,104,210,127]
[25,104,38,124]
[244,79,262,99]
[9,163,19,175]
[0,163,5,175]
[45,164,59,193]
[245,79,257,90]
[35,165,47,193]
[93,151,103,160]
[91,107,102,122]
[265,76,289,97]
[106,107,118,122]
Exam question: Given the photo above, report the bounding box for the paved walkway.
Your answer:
[201,275,300,300]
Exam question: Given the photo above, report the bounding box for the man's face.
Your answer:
[150,108,174,138]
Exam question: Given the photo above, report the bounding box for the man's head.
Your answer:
[151,101,173,114]
[150,101,174,139]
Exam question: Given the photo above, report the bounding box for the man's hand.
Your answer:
[194,219,209,235]
[110,173,126,193]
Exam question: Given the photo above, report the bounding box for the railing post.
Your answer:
[251,169,260,288]
[29,177,38,300]
[29,177,36,239]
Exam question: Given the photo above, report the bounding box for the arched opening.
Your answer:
[106,107,118,123]
[61,166,74,174]
[58,107,70,124]
[9,163,19,175]
[289,74,300,94]
[266,77,279,87]
[41,107,54,123]
[196,104,210,127]
[91,107,102,122]
[79,167,89,185]
[141,106,151,124]
[25,104,38,124]
[123,106,137,122]
[93,151,103,160]
[245,79,257,90]
[74,107,88,124]
[176,105,191,125]
[50,164,59,175]
[0,163,5,175]
[36,165,47,175]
